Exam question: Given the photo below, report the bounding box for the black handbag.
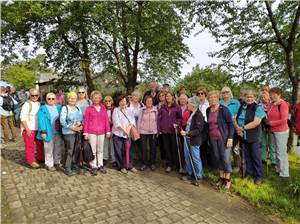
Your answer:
[82,139,95,163]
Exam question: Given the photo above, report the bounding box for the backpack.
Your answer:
[82,139,95,163]
[1,95,14,112]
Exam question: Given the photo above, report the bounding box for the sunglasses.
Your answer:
[197,92,205,96]
[47,98,56,100]
[222,91,229,94]
[31,95,39,97]
[78,92,85,94]
[105,100,111,102]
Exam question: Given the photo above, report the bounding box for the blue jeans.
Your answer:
[184,137,203,179]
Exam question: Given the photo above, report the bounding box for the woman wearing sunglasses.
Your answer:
[37,93,64,171]
[76,87,91,116]
[20,89,44,169]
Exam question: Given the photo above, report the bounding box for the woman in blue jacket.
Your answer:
[37,93,64,171]
[206,90,234,190]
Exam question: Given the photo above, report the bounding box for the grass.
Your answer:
[204,153,300,223]
[205,155,300,224]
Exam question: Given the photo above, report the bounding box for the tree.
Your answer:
[3,65,36,89]
[190,1,300,105]
[1,1,191,94]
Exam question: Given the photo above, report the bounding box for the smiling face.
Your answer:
[179,94,187,106]
[46,93,56,106]
[145,97,153,108]
[208,93,219,107]
[159,92,165,103]
[104,98,112,108]
[165,93,174,104]
[245,93,255,105]
[30,90,40,102]
[77,88,87,100]
[119,97,127,109]
[270,92,280,103]
[92,94,101,105]
[68,96,77,106]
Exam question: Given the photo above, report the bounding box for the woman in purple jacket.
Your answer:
[158,92,182,173]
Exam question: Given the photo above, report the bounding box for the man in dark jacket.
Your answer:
[143,81,159,106]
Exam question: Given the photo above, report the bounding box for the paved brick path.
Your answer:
[1,138,281,224]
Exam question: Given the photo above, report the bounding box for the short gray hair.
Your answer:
[188,96,200,109]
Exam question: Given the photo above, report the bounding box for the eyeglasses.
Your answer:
[47,98,56,100]
[197,92,205,96]
[78,92,85,94]
[222,91,229,94]
[105,100,111,102]
[31,95,39,97]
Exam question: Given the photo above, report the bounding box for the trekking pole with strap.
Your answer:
[174,127,183,171]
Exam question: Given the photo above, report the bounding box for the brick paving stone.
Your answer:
[1,139,282,224]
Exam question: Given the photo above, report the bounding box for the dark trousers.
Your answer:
[130,139,141,163]
[113,135,133,169]
[210,138,232,173]
[158,135,166,160]
[200,141,216,170]
[161,133,179,168]
[140,134,157,166]
[243,140,263,178]
[63,134,76,170]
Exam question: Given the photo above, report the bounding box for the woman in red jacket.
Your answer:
[267,87,289,179]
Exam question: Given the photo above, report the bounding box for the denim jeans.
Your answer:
[184,137,203,179]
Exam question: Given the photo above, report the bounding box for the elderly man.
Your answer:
[143,81,159,105]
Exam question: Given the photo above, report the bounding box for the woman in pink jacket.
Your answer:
[137,95,158,171]
[84,91,111,176]
[267,87,289,179]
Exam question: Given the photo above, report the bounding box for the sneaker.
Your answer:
[54,164,63,171]
[165,166,172,173]
[179,168,185,174]
[112,162,118,168]
[140,165,147,171]
[181,175,192,181]
[99,166,107,174]
[30,162,40,169]
[215,178,224,187]
[129,167,138,173]
[46,166,56,172]
[120,168,128,174]
[72,164,80,174]
[91,168,98,176]
[192,179,202,186]
[65,168,75,176]
[255,178,263,185]
[150,164,156,171]
[223,179,231,190]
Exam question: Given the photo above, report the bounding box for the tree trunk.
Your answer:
[84,69,95,95]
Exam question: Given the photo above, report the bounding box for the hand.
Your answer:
[26,129,32,137]
[106,133,111,138]
[41,133,46,139]
[173,124,178,129]
[226,139,233,149]
[125,126,131,135]
[180,130,186,136]
[84,134,89,140]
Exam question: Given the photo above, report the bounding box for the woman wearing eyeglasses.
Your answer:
[76,87,91,116]
[37,93,64,171]
[103,95,116,166]
[20,89,44,169]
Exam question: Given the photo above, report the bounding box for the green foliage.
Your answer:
[3,64,36,89]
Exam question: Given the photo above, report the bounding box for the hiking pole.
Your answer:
[174,127,183,172]
[183,136,199,186]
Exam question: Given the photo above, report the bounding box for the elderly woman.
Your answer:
[220,86,241,173]
[180,96,205,185]
[37,93,64,171]
[268,87,290,179]
[235,90,265,185]
[20,89,44,168]
[158,92,182,173]
[103,95,116,165]
[76,87,91,116]
[137,95,158,171]
[60,92,83,176]
[84,91,110,176]
[206,91,234,189]
[196,87,210,122]
[112,95,137,174]
[259,91,276,166]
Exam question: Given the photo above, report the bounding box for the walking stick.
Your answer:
[175,127,183,171]
[125,139,131,170]
[183,136,199,185]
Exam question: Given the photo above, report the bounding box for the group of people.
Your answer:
[1,81,299,190]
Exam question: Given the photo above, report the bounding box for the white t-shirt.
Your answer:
[20,101,40,133]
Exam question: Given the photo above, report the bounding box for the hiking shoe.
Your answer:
[112,162,118,167]
[72,164,80,174]
[223,179,231,190]
[91,168,98,176]
[181,175,192,181]
[120,168,128,174]
[54,164,63,171]
[192,179,202,186]
[46,166,56,172]
[255,178,263,185]
[179,168,185,174]
[99,166,107,174]
[140,165,147,171]
[215,178,224,187]
[30,162,40,169]
[65,169,75,176]
[165,166,172,173]
[150,164,156,171]
[129,167,138,173]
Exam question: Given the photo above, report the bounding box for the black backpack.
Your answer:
[1,95,14,112]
